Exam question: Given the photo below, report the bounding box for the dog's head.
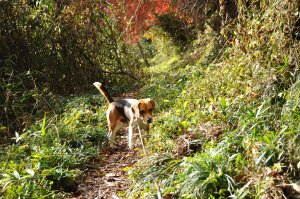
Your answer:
[131,98,155,125]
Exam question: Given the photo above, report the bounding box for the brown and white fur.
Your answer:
[93,82,155,149]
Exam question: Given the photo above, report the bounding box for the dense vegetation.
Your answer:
[1,0,300,198]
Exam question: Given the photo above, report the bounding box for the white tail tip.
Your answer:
[93,82,102,88]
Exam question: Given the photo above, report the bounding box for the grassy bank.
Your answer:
[127,1,300,198]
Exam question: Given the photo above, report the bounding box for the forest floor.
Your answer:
[67,89,142,199]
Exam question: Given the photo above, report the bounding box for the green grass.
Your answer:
[0,94,108,198]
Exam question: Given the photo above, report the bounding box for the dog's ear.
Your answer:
[149,99,155,109]
[145,98,155,109]
[131,101,140,117]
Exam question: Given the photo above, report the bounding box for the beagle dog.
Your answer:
[93,82,155,149]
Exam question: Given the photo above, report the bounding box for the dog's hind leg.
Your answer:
[108,122,122,147]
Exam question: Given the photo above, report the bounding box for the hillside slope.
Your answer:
[127,1,300,198]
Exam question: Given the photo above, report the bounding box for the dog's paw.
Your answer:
[128,142,134,150]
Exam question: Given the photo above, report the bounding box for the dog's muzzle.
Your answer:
[147,118,153,124]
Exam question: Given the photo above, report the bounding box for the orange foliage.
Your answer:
[109,0,174,43]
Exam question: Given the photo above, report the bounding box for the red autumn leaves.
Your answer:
[108,0,175,43]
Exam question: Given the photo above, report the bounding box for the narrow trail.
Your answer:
[70,134,139,199]
[67,89,141,199]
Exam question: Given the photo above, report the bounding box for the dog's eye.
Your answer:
[140,110,145,114]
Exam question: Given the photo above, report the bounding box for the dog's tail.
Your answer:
[93,82,114,103]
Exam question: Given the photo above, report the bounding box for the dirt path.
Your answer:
[69,133,138,199]
[67,89,141,199]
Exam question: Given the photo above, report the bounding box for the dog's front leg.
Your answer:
[128,120,135,150]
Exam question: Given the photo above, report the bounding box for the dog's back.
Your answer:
[112,99,137,121]
[93,82,138,121]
